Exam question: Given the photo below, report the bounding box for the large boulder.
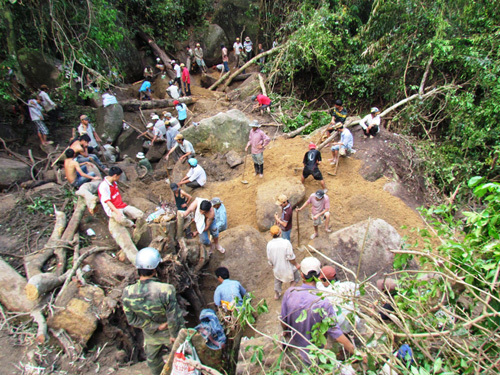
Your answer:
[200,24,229,66]
[0,158,31,188]
[255,178,305,231]
[312,218,401,282]
[226,73,260,102]
[115,127,141,158]
[96,103,124,143]
[145,142,167,163]
[212,0,259,49]
[17,48,61,88]
[181,109,250,153]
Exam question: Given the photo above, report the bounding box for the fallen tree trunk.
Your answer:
[0,257,35,312]
[285,121,313,138]
[122,97,195,112]
[137,30,175,80]
[216,46,284,91]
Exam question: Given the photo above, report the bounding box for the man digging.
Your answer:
[296,189,331,239]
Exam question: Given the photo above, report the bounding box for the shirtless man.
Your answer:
[71,135,107,171]
[64,148,99,188]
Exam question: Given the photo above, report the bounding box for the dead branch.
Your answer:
[137,30,175,80]
[419,56,434,96]
[285,121,313,138]
[0,257,35,312]
[0,137,33,167]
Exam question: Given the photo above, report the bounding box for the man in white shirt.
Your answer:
[233,37,243,68]
[172,60,182,91]
[151,114,167,138]
[166,81,180,100]
[178,158,206,189]
[28,96,51,146]
[360,107,381,138]
[77,115,101,149]
[165,134,195,162]
[266,225,300,300]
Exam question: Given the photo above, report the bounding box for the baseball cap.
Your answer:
[236,37,240,41]
[164,112,172,117]
[171,60,176,64]
[245,36,250,41]
[80,115,89,121]
[173,100,180,105]
[250,95,257,101]
[188,158,198,167]
[300,257,321,275]
[320,266,336,281]
[315,190,325,199]
[196,43,200,47]
[170,183,179,191]
[309,143,316,150]
[270,225,280,235]
[211,197,222,205]
[174,133,184,140]
[371,107,380,113]
[146,122,154,129]
[151,114,159,120]
[180,63,185,67]
[275,194,288,205]
[156,57,161,62]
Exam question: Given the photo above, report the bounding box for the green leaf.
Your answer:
[295,310,308,323]
[434,357,442,373]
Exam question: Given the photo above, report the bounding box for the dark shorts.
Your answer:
[303,167,323,180]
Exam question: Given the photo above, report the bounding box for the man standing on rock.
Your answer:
[267,225,301,300]
[280,256,363,364]
[194,43,207,73]
[297,189,331,240]
[323,99,348,140]
[178,158,206,190]
[301,143,326,190]
[181,63,191,96]
[275,194,293,241]
[245,120,270,178]
[182,198,225,253]
[221,44,229,73]
[122,247,185,375]
[233,37,243,68]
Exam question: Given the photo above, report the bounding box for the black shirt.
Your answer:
[303,149,322,170]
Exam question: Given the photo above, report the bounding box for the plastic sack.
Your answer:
[171,339,201,375]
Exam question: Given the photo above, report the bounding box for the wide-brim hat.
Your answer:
[245,37,250,41]
[136,152,145,159]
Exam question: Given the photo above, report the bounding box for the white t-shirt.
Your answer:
[187,165,206,186]
[166,85,180,99]
[78,123,98,148]
[153,127,165,140]
[39,91,56,112]
[174,64,181,78]
[178,139,195,155]
[266,238,297,283]
[360,114,381,130]
[102,93,118,107]
[233,42,243,55]
[193,197,208,233]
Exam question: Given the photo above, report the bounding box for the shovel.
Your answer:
[296,210,308,252]
[241,150,249,184]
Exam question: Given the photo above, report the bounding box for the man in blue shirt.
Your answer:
[139,80,152,100]
[329,122,354,165]
[214,267,246,311]
[211,197,227,232]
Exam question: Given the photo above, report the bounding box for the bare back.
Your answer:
[64,158,78,183]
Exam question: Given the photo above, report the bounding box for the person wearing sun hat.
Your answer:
[297,189,331,240]
[301,142,326,190]
[245,120,270,178]
[360,106,381,138]
[243,36,253,61]
[266,225,301,300]
[193,43,207,73]
[280,256,362,364]
[136,152,152,172]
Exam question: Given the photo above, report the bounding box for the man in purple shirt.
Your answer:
[280,257,358,364]
[245,120,270,178]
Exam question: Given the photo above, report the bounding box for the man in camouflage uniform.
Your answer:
[122,247,185,375]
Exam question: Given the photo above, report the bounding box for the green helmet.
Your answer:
[135,247,161,269]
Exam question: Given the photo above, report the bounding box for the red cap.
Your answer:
[309,143,316,150]
[173,100,180,105]
[320,266,336,280]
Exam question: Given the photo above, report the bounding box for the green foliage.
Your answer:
[234,293,268,329]
[26,197,54,215]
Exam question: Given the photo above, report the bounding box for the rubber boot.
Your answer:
[254,163,259,175]
[259,163,264,175]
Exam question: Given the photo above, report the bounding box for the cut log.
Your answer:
[0,257,35,312]
[25,272,67,301]
[285,121,312,138]
[108,218,138,265]
[121,97,195,112]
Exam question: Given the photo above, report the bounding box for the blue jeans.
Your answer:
[223,62,229,72]
[200,219,219,245]
[76,154,106,170]
[72,165,95,188]
[282,229,291,241]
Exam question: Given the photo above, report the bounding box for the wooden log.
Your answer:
[0,257,35,312]
[137,30,175,80]
[285,121,312,138]
[25,272,67,301]
[121,97,195,112]
[108,218,138,265]
[231,73,253,82]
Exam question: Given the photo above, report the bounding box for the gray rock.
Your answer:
[255,177,305,231]
[225,150,243,167]
[360,157,387,182]
[145,142,167,163]
[96,103,124,143]
[181,109,250,153]
[116,127,141,159]
[200,74,217,88]
[226,73,260,102]
[17,48,61,88]
[212,0,259,49]
[0,158,31,188]
[312,218,401,282]
[200,24,229,66]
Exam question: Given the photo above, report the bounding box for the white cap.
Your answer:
[300,257,321,275]
[146,122,154,129]
[156,57,161,62]
[136,152,145,159]
[151,114,160,120]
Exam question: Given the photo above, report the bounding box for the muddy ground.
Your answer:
[0,66,433,374]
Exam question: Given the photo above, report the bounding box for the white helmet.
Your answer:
[135,247,161,269]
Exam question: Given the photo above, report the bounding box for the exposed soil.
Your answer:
[0,64,435,374]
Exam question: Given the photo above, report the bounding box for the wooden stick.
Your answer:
[123,120,154,141]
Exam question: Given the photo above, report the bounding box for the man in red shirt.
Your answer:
[251,94,272,115]
[98,167,144,227]
[180,63,191,96]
